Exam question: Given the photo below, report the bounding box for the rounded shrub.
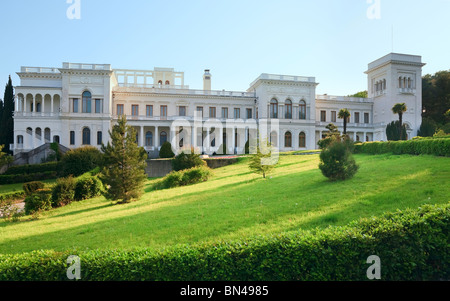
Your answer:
[172,149,206,172]
[159,142,175,158]
[24,189,52,215]
[60,146,103,177]
[51,176,76,207]
[74,176,104,201]
[319,140,359,181]
[23,181,45,196]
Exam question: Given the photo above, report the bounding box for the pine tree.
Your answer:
[100,115,148,203]
[248,138,278,178]
[0,76,14,154]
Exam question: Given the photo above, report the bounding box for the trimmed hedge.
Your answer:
[3,162,60,175]
[24,189,53,215]
[0,171,57,185]
[354,138,450,156]
[0,204,448,281]
[0,191,25,202]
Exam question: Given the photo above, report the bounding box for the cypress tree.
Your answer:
[0,76,14,154]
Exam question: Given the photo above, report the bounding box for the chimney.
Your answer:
[203,69,211,91]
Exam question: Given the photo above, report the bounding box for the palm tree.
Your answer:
[392,103,407,140]
[338,108,350,135]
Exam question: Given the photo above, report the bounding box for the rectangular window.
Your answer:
[331,111,336,122]
[209,107,216,118]
[161,105,167,118]
[320,110,326,122]
[146,105,153,117]
[355,112,360,124]
[196,106,203,118]
[73,99,79,113]
[246,108,252,119]
[82,98,91,113]
[179,106,186,116]
[97,131,102,145]
[234,108,240,119]
[70,131,75,145]
[132,105,139,116]
[95,99,102,113]
[117,104,124,116]
[222,107,228,119]
[364,112,369,124]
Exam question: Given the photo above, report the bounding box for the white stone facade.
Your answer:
[12,53,425,157]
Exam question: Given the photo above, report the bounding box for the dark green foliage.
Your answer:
[172,149,206,172]
[60,147,103,177]
[24,189,52,215]
[319,140,359,181]
[417,118,438,137]
[244,140,250,154]
[422,71,450,125]
[49,143,63,161]
[0,191,25,202]
[0,145,12,167]
[0,171,57,185]
[155,166,212,190]
[23,181,45,196]
[51,176,76,207]
[100,115,148,203]
[386,121,407,141]
[354,138,450,157]
[159,141,175,158]
[0,77,14,154]
[3,162,60,175]
[0,204,447,281]
[74,177,104,201]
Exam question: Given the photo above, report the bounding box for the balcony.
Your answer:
[398,88,415,95]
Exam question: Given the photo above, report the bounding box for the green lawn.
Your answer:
[0,153,448,254]
[0,179,56,195]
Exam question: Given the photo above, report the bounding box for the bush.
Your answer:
[0,191,25,203]
[74,177,104,201]
[155,166,212,190]
[24,189,52,215]
[354,139,450,157]
[417,118,438,137]
[23,181,45,196]
[51,177,76,207]
[172,150,206,172]
[319,140,359,181]
[386,121,407,141]
[0,204,447,281]
[159,142,175,158]
[60,147,103,177]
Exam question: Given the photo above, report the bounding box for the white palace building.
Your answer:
[12,53,425,157]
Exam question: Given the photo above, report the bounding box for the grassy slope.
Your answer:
[0,154,448,254]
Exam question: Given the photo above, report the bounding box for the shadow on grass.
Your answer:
[1,154,447,254]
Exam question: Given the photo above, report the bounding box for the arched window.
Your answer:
[158,80,163,87]
[399,77,403,88]
[403,77,407,89]
[53,136,60,143]
[299,132,306,148]
[408,78,412,89]
[299,100,306,120]
[165,80,170,85]
[285,99,292,119]
[82,127,91,145]
[82,91,92,113]
[145,131,153,146]
[36,102,42,113]
[270,99,278,119]
[284,131,292,148]
[270,131,278,147]
[160,131,167,146]
[36,128,42,140]
[383,79,386,90]
[17,135,24,145]
[375,81,379,91]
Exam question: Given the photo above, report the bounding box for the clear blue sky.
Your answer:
[1,0,450,96]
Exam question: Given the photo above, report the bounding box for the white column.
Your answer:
[32,95,36,114]
[191,126,195,149]
[232,127,236,154]
[205,127,210,154]
[140,126,144,147]
[155,126,159,148]
[51,95,54,115]
[363,132,367,142]
[31,129,35,150]
[353,132,357,141]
